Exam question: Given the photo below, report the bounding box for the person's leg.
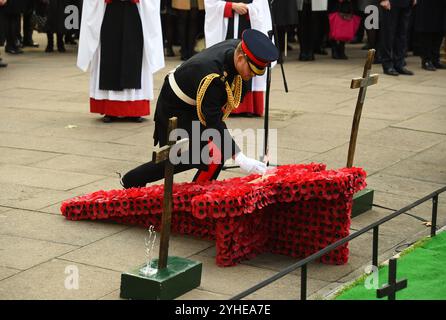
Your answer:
[122,160,200,188]
[393,6,411,71]
[45,32,54,52]
[379,6,397,73]
[432,32,446,69]
[187,8,198,58]
[177,9,188,60]
[57,33,65,52]
[298,3,312,60]
[419,32,436,71]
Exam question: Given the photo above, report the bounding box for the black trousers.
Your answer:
[418,32,444,63]
[379,5,411,69]
[177,8,199,60]
[5,13,20,50]
[298,3,325,56]
[122,160,223,188]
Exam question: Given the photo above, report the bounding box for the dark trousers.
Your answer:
[418,32,444,63]
[379,5,411,69]
[5,13,20,50]
[177,8,199,60]
[298,3,324,56]
[122,160,223,188]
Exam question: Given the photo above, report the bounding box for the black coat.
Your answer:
[46,0,71,33]
[154,40,246,166]
[272,0,298,26]
[414,0,446,33]
[0,7,5,45]
[3,0,27,14]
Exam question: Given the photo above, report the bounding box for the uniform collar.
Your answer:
[224,48,237,78]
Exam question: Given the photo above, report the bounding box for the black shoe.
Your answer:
[45,46,54,53]
[102,115,116,123]
[395,67,414,75]
[383,68,399,76]
[432,61,446,69]
[57,45,66,53]
[0,61,7,68]
[314,48,327,55]
[5,47,23,54]
[23,41,39,48]
[131,117,144,123]
[164,47,175,57]
[422,60,436,71]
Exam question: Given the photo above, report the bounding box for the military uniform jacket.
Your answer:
[154,39,247,166]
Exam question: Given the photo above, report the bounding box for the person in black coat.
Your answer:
[44,0,70,52]
[272,0,298,57]
[414,0,446,70]
[378,0,416,76]
[122,30,278,188]
[0,0,8,66]
[3,0,26,54]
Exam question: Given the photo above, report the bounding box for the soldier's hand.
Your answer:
[234,152,267,175]
[233,3,248,15]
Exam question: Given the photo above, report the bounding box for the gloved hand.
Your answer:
[234,152,267,175]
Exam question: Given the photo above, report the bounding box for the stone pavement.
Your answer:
[0,35,445,300]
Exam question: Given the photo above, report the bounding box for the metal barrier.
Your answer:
[231,186,446,300]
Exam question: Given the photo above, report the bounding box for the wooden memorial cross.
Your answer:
[347,49,379,168]
[377,258,408,300]
[152,117,189,270]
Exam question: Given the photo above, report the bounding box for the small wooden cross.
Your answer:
[152,117,189,270]
[377,258,408,300]
[346,49,379,168]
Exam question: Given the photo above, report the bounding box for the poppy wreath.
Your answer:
[61,163,366,267]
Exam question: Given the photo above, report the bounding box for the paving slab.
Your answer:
[0,234,78,270]
[0,147,61,166]
[0,183,73,211]
[0,164,104,191]
[0,259,121,300]
[0,209,129,246]
[60,227,214,272]
[391,106,446,135]
[366,173,445,199]
[188,255,329,300]
[33,154,140,178]
[0,267,21,281]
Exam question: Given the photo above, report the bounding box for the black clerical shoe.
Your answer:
[164,47,175,57]
[0,61,7,68]
[395,67,414,75]
[23,41,39,48]
[131,117,144,123]
[383,68,399,76]
[432,60,446,69]
[422,60,436,71]
[5,47,23,54]
[102,115,117,123]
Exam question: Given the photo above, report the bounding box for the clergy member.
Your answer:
[77,0,165,123]
[204,0,272,117]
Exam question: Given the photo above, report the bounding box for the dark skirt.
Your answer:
[414,0,446,33]
[99,1,144,91]
[272,0,298,26]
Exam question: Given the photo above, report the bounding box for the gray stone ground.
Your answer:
[0,34,445,300]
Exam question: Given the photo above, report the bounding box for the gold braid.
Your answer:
[196,73,243,126]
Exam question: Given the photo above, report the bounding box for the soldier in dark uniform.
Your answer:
[122,29,279,188]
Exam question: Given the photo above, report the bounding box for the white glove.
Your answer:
[234,152,267,175]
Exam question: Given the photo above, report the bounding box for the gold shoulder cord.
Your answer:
[196,73,243,126]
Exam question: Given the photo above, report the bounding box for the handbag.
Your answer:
[328,12,361,42]
[30,11,48,33]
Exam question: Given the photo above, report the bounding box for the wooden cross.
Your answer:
[152,117,189,270]
[346,49,379,168]
[377,258,408,300]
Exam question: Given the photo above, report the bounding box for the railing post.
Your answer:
[431,195,438,237]
[301,264,307,301]
[372,226,379,267]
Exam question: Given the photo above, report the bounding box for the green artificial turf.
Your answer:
[335,231,446,300]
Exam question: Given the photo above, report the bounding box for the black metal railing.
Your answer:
[230,186,446,300]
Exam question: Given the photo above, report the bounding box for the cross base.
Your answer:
[352,188,374,218]
[120,256,202,300]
